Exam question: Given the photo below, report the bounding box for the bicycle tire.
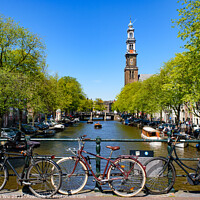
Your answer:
[26,158,62,198]
[144,156,176,194]
[107,158,146,197]
[0,163,8,190]
[57,157,88,195]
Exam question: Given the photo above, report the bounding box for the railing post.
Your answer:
[167,131,175,193]
[94,136,102,192]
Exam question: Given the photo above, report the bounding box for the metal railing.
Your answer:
[1,137,200,191]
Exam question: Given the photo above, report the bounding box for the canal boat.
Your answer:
[94,122,102,129]
[53,123,65,130]
[141,126,162,140]
[173,133,189,148]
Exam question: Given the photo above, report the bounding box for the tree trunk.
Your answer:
[53,110,56,119]
[175,105,181,126]
[0,115,3,132]
[32,112,35,127]
[160,110,163,123]
[45,113,47,123]
[19,109,23,130]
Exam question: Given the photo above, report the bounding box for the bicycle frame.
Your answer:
[165,140,198,184]
[70,143,137,182]
[1,151,42,183]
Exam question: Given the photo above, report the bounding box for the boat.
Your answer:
[87,120,93,124]
[141,126,162,140]
[173,133,189,148]
[94,122,102,129]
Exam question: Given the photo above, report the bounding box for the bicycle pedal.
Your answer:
[183,181,188,185]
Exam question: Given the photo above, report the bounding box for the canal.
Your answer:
[6,121,200,192]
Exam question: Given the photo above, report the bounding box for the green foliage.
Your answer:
[57,76,86,113]
[0,15,45,74]
[172,0,200,52]
[94,98,105,111]
[0,15,88,128]
[77,98,93,112]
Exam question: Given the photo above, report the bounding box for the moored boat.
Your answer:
[94,122,102,129]
[173,133,189,148]
[141,126,161,140]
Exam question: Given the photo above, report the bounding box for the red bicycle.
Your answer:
[56,135,146,197]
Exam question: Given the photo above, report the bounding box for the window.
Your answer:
[129,44,133,50]
[129,32,133,38]
[132,71,134,79]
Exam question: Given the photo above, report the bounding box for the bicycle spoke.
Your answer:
[108,158,146,197]
[27,159,61,198]
[57,157,88,195]
[145,157,176,194]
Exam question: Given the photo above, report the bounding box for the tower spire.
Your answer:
[124,19,138,85]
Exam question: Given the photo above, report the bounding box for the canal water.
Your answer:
[5,121,200,192]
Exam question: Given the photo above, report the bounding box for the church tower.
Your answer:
[124,19,138,85]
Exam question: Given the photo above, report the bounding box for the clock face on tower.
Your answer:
[130,58,133,65]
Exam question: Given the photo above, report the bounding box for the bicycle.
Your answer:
[0,136,62,198]
[56,135,146,197]
[144,132,199,194]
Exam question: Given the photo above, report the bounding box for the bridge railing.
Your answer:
[1,137,200,191]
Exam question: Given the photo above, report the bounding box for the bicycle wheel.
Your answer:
[26,159,62,198]
[57,157,88,195]
[0,163,8,190]
[144,157,176,194]
[107,158,146,197]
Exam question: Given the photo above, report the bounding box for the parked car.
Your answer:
[20,124,38,135]
[29,122,49,130]
[10,127,25,137]
[44,120,56,127]
[133,119,142,123]
[140,119,150,125]
[1,128,16,138]
[147,121,160,127]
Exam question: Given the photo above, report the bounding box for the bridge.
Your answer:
[77,112,115,121]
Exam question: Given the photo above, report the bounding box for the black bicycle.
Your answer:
[0,136,62,198]
[144,132,200,194]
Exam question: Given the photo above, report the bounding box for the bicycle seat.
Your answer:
[106,146,120,151]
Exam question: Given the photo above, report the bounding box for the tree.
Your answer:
[135,75,165,120]
[113,82,142,113]
[94,98,105,111]
[0,70,32,129]
[0,15,45,74]
[160,56,188,125]
[0,15,46,129]
[172,0,200,52]
[57,76,85,114]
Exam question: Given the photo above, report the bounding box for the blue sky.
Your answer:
[1,0,184,100]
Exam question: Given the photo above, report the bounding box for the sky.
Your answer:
[1,0,184,101]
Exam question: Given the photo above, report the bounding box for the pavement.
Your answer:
[1,188,200,200]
